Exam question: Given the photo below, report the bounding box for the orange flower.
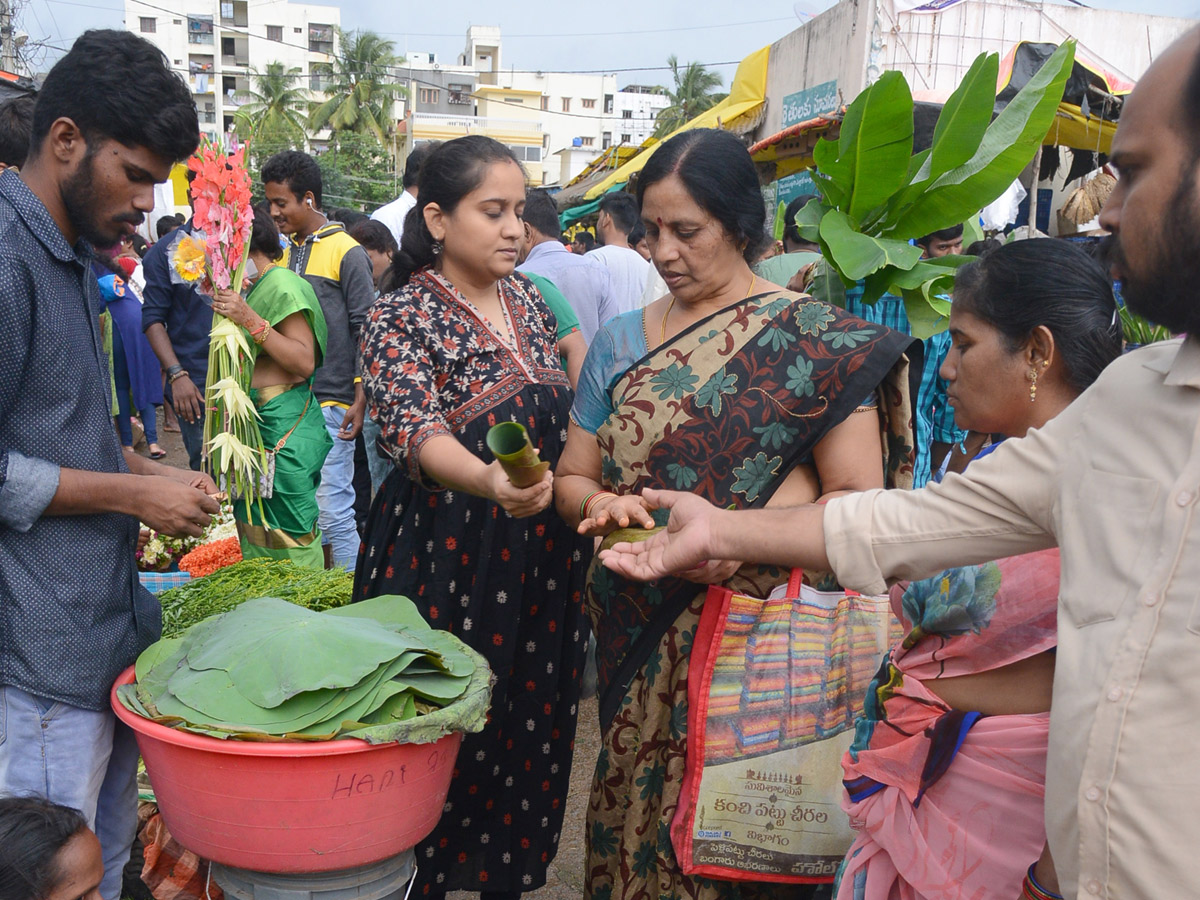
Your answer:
[178,537,242,578]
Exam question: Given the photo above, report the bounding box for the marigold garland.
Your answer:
[178,537,244,578]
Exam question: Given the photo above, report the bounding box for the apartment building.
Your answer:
[124,0,341,143]
[396,27,669,186]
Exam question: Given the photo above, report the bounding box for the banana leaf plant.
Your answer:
[797,42,1076,337]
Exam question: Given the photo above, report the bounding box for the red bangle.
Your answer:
[1022,865,1062,900]
[582,490,615,521]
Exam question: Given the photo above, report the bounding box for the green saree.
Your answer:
[235,265,332,569]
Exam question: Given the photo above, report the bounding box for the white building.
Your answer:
[124,0,341,143]
[608,85,669,151]
[448,26,669,186]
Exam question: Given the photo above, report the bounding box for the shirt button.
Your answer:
[1085,786,1102,801]
[1143,592,1160,606]
[1107,687,1124,702]
[1086,880,1102,895]
[1177,490,1196,507]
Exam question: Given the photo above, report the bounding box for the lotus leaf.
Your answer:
[185,597,425,707]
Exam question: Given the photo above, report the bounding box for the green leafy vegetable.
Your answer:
[157,559,354,638]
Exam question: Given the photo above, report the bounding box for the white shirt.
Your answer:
[371,190,417,247]
[641,266,668,308]
[824,336,1200,899]
[587,244,651,316]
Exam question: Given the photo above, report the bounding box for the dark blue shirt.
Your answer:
[0,170,159,711]
[141,220,213,388]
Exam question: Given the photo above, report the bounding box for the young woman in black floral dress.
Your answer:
[356,136,591,900]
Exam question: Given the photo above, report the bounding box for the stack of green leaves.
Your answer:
[158,559,354,638]
[118,595,490,743]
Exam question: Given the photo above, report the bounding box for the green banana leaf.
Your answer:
[813,71,914,224]
[121,593,490,744]
[794,198,824,244]
[819,210,922,282]
[184,597,424,708]
[928,53,999,179]
[882,42,1075,240]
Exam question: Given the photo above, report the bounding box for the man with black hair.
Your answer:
[0,30,219,900]
[839,223,967,485]
[143,170,212,471]
[590,190,650,315]
[572,230,597,254]
[155,213,183,241]
[519,189,616,343]
[753,193,823,286]
[0,95,34,171]
[915,223,964,258]
[263,149,375,570]
[371,142,437,247]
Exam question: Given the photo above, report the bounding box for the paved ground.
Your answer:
[448,695,599,900]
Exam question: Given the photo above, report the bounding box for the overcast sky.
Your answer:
[16,0,1200,82]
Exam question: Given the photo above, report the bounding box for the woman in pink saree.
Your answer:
[836,240,1124,900]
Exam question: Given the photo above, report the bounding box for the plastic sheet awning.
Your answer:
[577,45,770,203]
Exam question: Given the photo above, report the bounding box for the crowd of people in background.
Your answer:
[6,20,1200,900]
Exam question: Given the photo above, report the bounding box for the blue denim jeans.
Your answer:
[0,685,140,900]
[318,405,361,569]
[360,415,393,498]
[177,414,205,472]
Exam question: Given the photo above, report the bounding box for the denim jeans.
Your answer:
[360,415,393,497]
[176,413,205,471]
[0,685,140,900]
[318,405,361,569]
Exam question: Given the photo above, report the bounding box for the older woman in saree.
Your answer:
[555,128,919,900]
[211,205,332,567]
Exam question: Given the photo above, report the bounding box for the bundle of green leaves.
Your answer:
[158,558,354,638]
[118,595,490,743]
[798,42,1077,336]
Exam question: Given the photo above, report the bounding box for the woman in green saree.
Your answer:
[555,129,919,900]
[211,205,332,568]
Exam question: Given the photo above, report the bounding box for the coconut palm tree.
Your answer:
[652,56,727,138]
[234,62,309,145]
[308,29,404,147]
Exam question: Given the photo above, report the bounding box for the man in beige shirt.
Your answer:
[598,29,1200,900]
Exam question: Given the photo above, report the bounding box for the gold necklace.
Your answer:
[659,274,755,346]
[659,295,676,345]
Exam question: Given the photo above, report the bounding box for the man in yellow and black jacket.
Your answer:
[262,150,376,570]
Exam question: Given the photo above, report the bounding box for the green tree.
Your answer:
[652,56,727,138]
[317,132,397,212]
[234,62,309,146]
[308,29,404,147]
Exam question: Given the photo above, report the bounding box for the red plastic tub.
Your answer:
[112,667,461,873]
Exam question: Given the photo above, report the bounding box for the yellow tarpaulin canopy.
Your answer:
[1045,103,1117,154]
[582,45,770,201]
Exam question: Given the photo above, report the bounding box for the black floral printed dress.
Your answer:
[356,268,591,897]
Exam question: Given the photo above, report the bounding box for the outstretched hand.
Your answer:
[597,489,722,582]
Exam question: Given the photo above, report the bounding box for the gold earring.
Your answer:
[1028,368,1039,402]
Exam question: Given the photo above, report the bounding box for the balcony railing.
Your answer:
[411,112,542,135]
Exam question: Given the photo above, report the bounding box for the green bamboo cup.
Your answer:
[486,421,550,488]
